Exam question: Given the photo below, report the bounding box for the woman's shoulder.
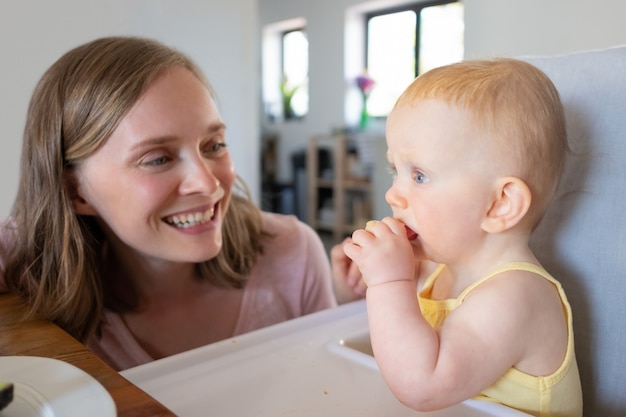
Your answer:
[260,211,316,239]
[259,211,326,257]
[247,211,335,314]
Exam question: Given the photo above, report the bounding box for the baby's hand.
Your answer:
[330,237,366,303]
[343,217,415,288]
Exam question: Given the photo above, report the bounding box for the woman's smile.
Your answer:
[163,204,217,229]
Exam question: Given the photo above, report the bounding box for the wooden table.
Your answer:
[0,293,177,417]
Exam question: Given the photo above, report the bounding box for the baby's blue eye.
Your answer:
[414,171,428,184]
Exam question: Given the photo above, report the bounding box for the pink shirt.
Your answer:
[0,212,337,370]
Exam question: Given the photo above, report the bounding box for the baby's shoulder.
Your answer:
[479,265,558,297]
[470,265,569,375]
[465,265,563,320]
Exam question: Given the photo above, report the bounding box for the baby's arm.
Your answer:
[344,218,543,411]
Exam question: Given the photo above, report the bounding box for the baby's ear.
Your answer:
[481,177,531,233]
[63,168,97,216]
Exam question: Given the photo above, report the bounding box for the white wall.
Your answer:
[464,0,626,58]
[0,0,258,217]
[259,0,626,186]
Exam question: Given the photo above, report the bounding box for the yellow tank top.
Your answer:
[418,262,582,417]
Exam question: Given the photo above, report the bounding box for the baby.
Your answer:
[343,58,582,417]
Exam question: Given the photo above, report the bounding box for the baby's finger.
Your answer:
[380,216,408,236]
[342,238,361,260]
[351,227,377,246]
[346,261,362,287]
[330,238,350,265]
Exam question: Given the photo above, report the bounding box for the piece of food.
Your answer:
[0,381,14,411]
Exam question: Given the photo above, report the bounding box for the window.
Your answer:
[262,19,309,122]
[365,1,464,117]
[281,29,309,119]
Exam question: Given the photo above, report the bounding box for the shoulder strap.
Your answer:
[457,261,553,302]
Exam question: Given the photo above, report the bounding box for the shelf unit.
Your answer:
[307,134,374,242]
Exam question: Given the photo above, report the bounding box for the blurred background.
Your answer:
[1,0,624,247]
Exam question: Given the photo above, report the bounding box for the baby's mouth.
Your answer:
[164,206,216,228]
[405,226,418,241]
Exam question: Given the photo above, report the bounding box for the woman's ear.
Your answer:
[481,177,531,233]
[64,168,97,216]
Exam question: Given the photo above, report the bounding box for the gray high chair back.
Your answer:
[525,46,626,417]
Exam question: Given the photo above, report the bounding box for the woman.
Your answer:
[0,36,336,370]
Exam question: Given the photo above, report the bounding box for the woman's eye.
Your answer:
[142,155,171,167]
[204,142,227,156]
[414,171,429,184]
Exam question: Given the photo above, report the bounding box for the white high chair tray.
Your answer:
[122,300,530,417]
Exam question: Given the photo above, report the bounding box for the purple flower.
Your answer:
[356,74,375,96]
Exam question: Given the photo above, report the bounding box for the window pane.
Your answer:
[364,1,464,119]
[366,10,416,118]
[419,3,464,74]
[282,30,308,118]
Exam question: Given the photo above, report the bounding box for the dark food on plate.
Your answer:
[0,381,14,411]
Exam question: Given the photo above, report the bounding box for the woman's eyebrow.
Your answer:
[129,136,177,153]
[129,122,227,152]
[210,122,227,132]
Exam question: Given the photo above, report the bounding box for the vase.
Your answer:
[359,108,369,130]
[359,95,369,130]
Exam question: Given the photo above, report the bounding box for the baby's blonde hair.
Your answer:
[394,58,567,227]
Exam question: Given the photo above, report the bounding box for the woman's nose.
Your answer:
[385,181,408,209]
[179,157,220,195]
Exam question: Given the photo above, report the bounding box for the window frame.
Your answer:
[364,0,462,78]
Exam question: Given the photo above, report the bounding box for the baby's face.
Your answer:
[383,99,499,263]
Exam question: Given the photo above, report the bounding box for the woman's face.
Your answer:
[72,67,236,265]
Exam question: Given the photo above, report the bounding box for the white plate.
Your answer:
[0,356,116,417]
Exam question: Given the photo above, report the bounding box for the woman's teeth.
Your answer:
[165,207,215,228]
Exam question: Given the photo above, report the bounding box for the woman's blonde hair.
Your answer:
[394,58,567,227]
[5,36,268,341]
